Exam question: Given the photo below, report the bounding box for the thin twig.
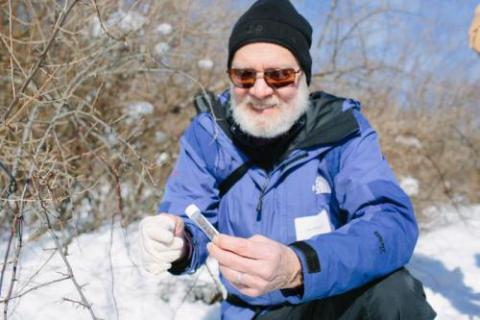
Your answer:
[316,0,339,49]
[15,248,58,296]
[173,271,202,320]
[0,165,16,284]
[0,33,27,78]
[2,0,80,123]
[452,125,480,168]
[62,297,91,309]
[33,181,98,320]
[106,162,123,320]
[8,0,16,101]
[3,184,26,320]
[204,260,224,302]
[108,216,120,320]
[421,151,461,214]
[0,161,17,201]
[0,276,71,303]
[90,0,123,41]
[0,233,13,297]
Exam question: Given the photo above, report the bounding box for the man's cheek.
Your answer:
[232,89,247,103]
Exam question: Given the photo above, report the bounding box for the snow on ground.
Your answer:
[1,224,221,320]
[1,205,479,319]
[408,205,480,320]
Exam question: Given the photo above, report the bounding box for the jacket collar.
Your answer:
[210,90,360,169]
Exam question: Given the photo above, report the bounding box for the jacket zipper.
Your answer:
[255,153,308,222]
[256,173,271,221]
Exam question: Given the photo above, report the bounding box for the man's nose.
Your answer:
[249,76,274,100]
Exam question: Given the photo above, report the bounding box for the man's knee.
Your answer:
[365,268,436,320]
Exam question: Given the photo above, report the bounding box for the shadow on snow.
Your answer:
[408,253,480,318]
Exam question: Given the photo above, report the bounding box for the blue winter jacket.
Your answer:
[158,91,418,320]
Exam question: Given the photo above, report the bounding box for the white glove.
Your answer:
[139,214,186,275]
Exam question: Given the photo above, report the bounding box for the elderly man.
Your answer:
[139,0,436,319]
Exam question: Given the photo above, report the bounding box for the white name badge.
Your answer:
[294,209,332,241]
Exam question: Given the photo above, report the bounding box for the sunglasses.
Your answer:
[227,68,301,89]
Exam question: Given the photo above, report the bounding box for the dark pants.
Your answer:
[254,268,436,320]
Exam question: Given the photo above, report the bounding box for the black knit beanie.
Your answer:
[228,0,313,85]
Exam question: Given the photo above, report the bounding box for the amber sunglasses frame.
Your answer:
[227,68,302,89]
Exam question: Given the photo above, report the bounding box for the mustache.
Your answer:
[241,96,279,109]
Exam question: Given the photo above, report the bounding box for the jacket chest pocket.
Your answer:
[295,175,334,241]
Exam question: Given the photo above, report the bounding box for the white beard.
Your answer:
[230,78,310,138]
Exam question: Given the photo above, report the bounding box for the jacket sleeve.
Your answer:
[158,115,220,274]
[285,109,418,303]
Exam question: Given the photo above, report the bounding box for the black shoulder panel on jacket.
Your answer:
[193,90,233,140]
[294,91,360,149]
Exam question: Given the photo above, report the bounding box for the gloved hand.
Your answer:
[207,234,303,297]
[139,214,187,274]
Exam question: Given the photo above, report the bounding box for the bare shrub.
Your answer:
[0,0,232,231]
[368,78,480,219]
[0,0,232,316]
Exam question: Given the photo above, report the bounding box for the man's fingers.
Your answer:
[213,234,264,259]
[208,242,260,273]
[219,265,248,289]
[219,265,268,292]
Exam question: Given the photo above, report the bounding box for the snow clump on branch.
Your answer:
[400,176,419,197]
[198,59,214,70]
[156,23,173,35]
